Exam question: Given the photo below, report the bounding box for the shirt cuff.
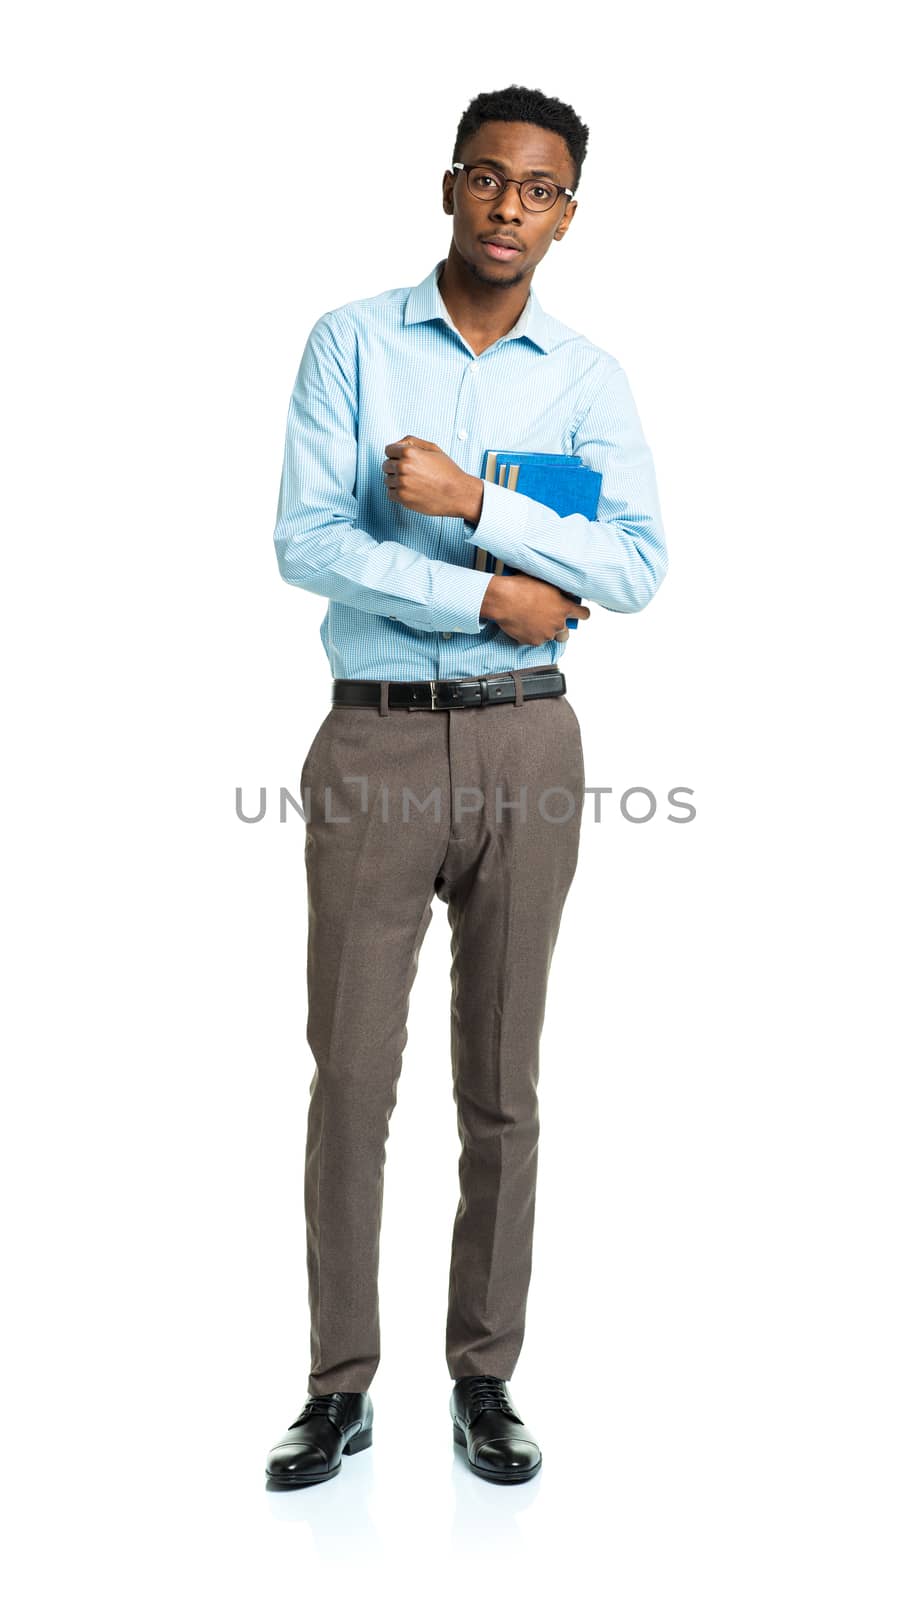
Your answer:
[463,476,539,569]
[430,561,495,633]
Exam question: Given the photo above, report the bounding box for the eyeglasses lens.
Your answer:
[465,166,558,212]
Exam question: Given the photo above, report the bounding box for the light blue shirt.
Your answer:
[273,257,667,681]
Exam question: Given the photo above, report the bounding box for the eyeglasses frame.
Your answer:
[451,162,574,212]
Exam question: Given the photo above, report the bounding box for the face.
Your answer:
[442,120,578,287]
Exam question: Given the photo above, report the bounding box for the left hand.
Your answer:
[382,436,477,518]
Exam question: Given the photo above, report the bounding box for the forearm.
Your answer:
[275,511,493,634]
[464,475,667,614]
[459,475,485,528]
[477,573,513,622]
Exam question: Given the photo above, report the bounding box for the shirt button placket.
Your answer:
[440,359,479,659]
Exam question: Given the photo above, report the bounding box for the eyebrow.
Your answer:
[468,155,564,184]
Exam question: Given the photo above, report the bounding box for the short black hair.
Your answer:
[452,84,590,194]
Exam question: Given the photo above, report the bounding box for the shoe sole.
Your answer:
[265,1424,373,1489]
[452,1423,542,1483]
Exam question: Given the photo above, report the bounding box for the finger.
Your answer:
[384,436,436,454]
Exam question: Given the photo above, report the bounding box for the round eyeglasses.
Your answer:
[452,162,574,213]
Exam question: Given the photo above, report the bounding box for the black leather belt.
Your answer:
[331,668,566,711]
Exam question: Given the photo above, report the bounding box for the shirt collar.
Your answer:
[404,257,554,353]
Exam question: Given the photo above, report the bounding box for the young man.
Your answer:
[266,84,667,1489]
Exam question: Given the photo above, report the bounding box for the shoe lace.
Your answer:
[291,1392,349,1428]
[463,1376,523,1424]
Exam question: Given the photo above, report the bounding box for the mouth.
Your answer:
[481,237,522,261]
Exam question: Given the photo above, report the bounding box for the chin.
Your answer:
[464,252,528,288]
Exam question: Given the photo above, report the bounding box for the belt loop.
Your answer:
[513,669,524,707]
[379,679,390,716]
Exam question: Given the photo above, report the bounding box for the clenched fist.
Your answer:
[382,436,483,522]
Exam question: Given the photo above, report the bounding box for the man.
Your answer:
[265,84,667,1489]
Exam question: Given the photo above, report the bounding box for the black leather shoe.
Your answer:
[451,1375,542,1483]
[265,1391,373,1489]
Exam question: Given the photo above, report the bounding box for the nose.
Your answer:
[488,179,526,224]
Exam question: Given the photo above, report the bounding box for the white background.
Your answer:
[2,1,920,1595]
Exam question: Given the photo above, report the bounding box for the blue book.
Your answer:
[473,450,600,639]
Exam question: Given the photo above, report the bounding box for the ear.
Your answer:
[554,199,577,238]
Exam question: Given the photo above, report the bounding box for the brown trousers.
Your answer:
[298,666,584,1394]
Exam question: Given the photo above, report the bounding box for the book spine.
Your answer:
[473,453,499,574]
[474,455,580,642]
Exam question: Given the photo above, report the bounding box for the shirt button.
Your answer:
[457,428,468,441]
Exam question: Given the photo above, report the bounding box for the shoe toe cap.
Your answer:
[475,1439,540,1474]
[267,1443,329,1477]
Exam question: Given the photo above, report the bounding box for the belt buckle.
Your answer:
[419,679,486,711]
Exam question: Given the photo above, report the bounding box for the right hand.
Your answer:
[479,573,590,645]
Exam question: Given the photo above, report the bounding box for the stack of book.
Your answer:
[472,450,601,642]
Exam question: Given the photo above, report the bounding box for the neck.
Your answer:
[437,243,533,349]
